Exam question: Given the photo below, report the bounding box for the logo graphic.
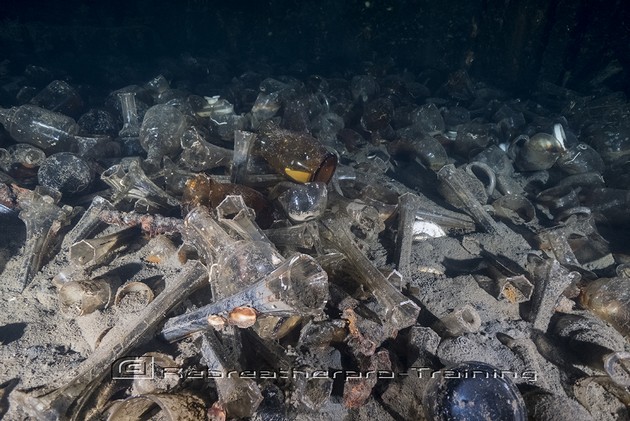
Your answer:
[111,356,155,380]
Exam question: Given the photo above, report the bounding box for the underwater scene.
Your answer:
[0,0,629,420]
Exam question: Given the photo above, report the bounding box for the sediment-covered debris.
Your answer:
[1,59,630,421]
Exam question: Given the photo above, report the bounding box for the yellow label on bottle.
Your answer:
[284,168,311,183]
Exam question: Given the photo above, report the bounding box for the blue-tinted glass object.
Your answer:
[423,361,527,421]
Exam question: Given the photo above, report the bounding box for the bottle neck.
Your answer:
[118,92,138,125]
[0,107,16,128]
[184,206,235,258]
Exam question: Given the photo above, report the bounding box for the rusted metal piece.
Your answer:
[0,182,34,211]
[98,209,184,236]
[343,349,391,408]
[0,183,18,211]
[342,308,377,357]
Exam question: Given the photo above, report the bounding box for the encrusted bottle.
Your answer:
[0,104,79,152]
[29,80,84,117]
[139,104,186,163]
[38,152,94,195]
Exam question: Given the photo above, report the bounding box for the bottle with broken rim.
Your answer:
[70,226,137,267]
[17,186,73,290]
[161,252,329,341]
[183,206,284,299]
[437,164,501,234]
[527,255,580,332]
[162,206,329,341]
[256,120,337,183]
[178,126,233,171]
[101,160,180,213]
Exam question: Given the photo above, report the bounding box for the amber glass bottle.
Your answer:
[256,120,337,183]
[181,174,269,217]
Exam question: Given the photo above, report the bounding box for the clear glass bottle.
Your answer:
[273,181,328,223]
[0,104,79,152]
[251,91,282,126]
[0,144,46,172]
[256,120,337,183]
[184,206,284,299]
[139,104,186,162]
[178,127,232,171]
[29,80,84,117]
[117,91,141,139]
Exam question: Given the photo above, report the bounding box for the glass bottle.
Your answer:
[58,277,113,317]
[117,91,141,139]
[29,80,84,117]
[37,152,94,195]
[251,91,282,126]
[272,181,328,223]
[0,144,46,171]
[181,174,269,218]
[0,104,79,152]
[139,104,186,162]
[178,127,232,171]
[101,160,179,213]
[184,206,284,299]
[422,361,526,421]
[580,277,630,338]
[256,120,337,183]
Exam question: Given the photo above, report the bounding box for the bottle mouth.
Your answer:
[312,153,337,183]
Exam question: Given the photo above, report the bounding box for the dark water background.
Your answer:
[1,0,629,97]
